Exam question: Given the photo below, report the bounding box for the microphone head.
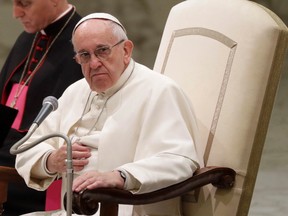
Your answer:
[43,96,58,111]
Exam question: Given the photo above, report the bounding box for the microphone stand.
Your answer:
[10,123,74,216]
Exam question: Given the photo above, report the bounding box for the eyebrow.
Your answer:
[76,43,110,53]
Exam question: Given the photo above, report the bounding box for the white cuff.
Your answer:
[42,150,57,176]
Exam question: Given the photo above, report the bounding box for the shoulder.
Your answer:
[59,78,87,95]
[66,78,88,91]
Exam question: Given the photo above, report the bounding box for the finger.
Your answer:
[72,151,91,160]
[72,158,89,166]
[72,143,91,152]
[72,175,89,191]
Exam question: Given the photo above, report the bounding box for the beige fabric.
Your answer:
[153,0,288,215]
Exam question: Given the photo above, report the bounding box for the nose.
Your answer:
[13,4,25,19]
[89,54,103,68]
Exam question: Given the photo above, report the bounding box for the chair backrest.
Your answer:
[153,0,288,215]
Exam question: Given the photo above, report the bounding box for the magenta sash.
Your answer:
[45,179,62,211]
[5,84,28,130]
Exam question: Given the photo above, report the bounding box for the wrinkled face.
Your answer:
[13,0,58,33]
[72,19,133,93]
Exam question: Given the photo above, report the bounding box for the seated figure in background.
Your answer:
[0,0,83,214]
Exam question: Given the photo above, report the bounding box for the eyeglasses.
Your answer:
[74,39,125,64]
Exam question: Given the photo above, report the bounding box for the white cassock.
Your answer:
[17,60,203,216]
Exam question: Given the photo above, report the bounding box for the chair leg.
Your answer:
[0,204,3,216]
[100,202,118,216]
[0,181,8,216]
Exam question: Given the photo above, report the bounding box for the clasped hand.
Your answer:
[47,142,91,173]
[46,142,125,191]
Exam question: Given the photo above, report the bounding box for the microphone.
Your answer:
[33,96,58,126]
[10,96,58,155]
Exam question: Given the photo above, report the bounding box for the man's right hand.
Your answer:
[46,143,91,173]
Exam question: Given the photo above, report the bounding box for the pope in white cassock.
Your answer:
[15,13,202,216]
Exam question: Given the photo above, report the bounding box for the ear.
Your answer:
[123,40,134,64]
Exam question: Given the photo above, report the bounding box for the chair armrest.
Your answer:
[0,166,22,182]
[68,166,236,215]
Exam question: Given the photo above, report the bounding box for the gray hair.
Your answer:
[108,20,128,41]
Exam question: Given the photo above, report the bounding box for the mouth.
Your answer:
[21,21,30,27]
[91,73,107,80]
[89,67,109,80]
[90,70,106,77]
[19,19,27,24]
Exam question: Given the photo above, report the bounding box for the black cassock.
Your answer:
[0,7,83,215]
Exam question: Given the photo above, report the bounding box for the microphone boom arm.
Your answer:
[10,129,73,216]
